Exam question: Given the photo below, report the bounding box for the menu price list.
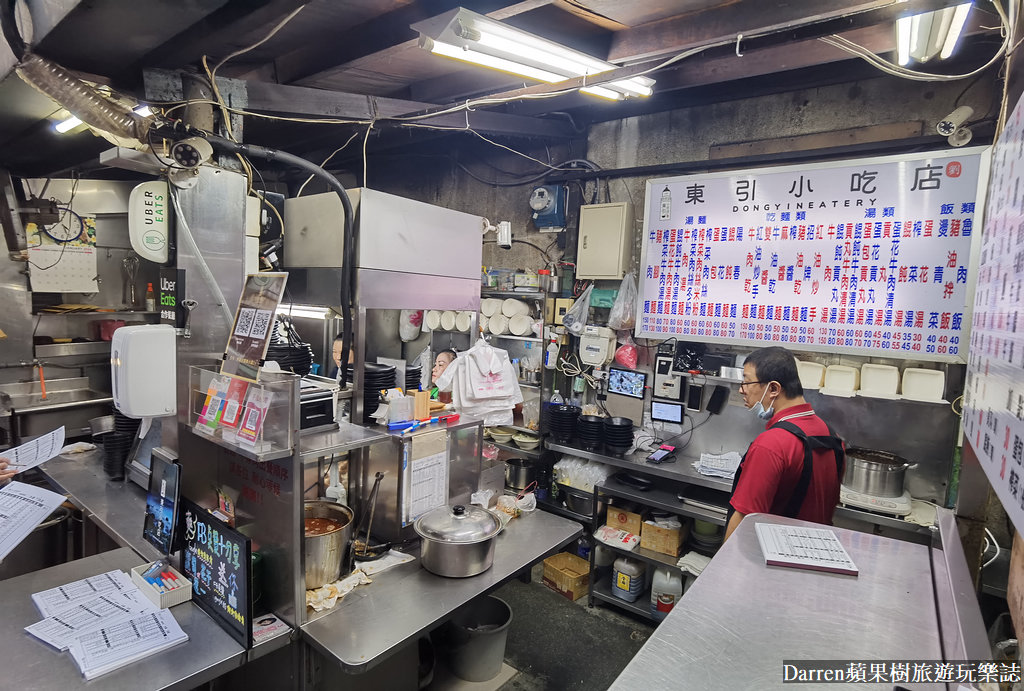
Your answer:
[637,149,985,362]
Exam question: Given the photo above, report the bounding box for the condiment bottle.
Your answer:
[145,282,156,311]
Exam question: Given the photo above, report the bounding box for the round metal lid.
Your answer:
[415,504,501,543]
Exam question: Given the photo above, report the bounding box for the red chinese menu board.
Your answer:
[964,93,1024,529]
[636,149,989,362]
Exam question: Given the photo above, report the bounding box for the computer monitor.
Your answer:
[651,400,684,423]
[607,367,647,399]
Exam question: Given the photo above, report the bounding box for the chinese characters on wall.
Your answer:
[964,93,1024,530]
[636,151,986,362]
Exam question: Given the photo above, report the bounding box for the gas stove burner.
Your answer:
[839,485,913,517]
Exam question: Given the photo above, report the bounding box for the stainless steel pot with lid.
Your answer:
[414,504,502,577]
[843,447,916,498]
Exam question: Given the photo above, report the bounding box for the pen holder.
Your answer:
[131,562,192,608]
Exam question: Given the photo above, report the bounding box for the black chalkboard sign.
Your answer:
[179,497,252,648]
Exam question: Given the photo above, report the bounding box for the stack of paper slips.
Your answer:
[695,451,741,478]
[26,569,189,680]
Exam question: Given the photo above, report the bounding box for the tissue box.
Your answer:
[641,520,690,557]
[131,563,192,609]
[606,508,643,536]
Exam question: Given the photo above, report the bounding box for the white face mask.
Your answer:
[751,385,775,421]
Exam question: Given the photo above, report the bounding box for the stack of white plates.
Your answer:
[455,311,472,332]
[481,298,501,317]
[501,298,530,317]
[488,313,509,335]
[424,310,441,330]
[440,311,456,331]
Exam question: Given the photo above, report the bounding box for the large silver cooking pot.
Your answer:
[414,504,502,578]
[505,458,538,491]
[304,501,354,589]
[843,447,915,498]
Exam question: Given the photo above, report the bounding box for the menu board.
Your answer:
[964,93,1024,531]
[180,498,252,648]
[636,149,989,362]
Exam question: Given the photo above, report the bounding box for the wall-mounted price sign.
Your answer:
[180,497,252,648]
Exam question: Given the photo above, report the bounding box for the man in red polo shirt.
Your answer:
[724,347,845,541]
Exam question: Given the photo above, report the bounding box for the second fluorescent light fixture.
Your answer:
[895,2,972,66]
[412,8,654,100]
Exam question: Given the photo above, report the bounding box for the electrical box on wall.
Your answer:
[576,201,632,279]
[529,185,566,232]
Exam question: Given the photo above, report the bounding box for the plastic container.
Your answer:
[611,557,645,602]
[859,363,900,398]
[796,360,825,389]
[650,567,683,621]
[443,595,513,682]
[902,368,946,402]
[821,365,860,396]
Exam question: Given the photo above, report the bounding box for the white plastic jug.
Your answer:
[612,557,645,603]
[650,567,683,621]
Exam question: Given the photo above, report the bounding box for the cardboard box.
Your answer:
[542,552,590,601]
[606,507,643,536]
[640,519,691,557]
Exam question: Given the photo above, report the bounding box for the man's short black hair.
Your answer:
[744,347,804,398]
[334,333,344,342]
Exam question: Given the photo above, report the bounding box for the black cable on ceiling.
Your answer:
[0,0,26,60]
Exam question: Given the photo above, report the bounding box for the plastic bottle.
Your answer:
[650,567,683,621]
[145,282,156,311]
[612,557,645,602]
[544,336,559,369]
[550,390,564,405]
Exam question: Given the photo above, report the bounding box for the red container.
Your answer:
[91,319,126,341]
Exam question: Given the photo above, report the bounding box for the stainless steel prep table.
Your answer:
[301,508,583,673]
[40,450,163,561]
[2,547,246,691]
[609,513,944,691]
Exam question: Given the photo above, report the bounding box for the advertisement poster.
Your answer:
[636,149,988,362]
[221,273,288,382]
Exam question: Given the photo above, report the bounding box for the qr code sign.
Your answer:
[250,309,274,340]
[234,308,256,337]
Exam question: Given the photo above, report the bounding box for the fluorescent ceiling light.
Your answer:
[277,304,336,320]
[895,2,972,65]
[55,105,153,134]
[413,8,654,100]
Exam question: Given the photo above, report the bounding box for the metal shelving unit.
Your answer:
[598,477,729,527]
[489,440,543,459]
[590,575,655,621]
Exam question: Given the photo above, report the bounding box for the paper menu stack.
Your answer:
[25,589,156,650]
[67,610,188,680]
[754,523,859,576]
[31,569,135,617]
[0,480,67,561]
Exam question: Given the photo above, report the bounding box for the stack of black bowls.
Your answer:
[101,411,141,480]
[350,362,396,424]
[576,415,605,451]
[603,417,634,456]
[405,365,422,394]
[547,404,581,443]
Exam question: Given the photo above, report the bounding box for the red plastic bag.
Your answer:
[614,341,638,369]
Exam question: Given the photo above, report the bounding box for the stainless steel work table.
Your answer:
[2,547,246,691]
[39,450,163,561]
[301,508,583,673]
[609,514,943,691]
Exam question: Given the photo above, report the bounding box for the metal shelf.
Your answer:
[590,575,654,621]
[299,422,392,462]
[191,429,294,463]
[489,441,544,459]
[598,478,728,527]
[33,310,161,316]
[490,334,543,343]
[597,540,682,572]
[34,341,111,357]
[481,290,546,300]
[536,497,592,524]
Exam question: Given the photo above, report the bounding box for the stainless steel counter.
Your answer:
[301,508,582,673]
[2,547,246,691]
[610,514,943,691]
[40,450,164,561]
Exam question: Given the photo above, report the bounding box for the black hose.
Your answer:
[204,135,356,389]
[0,0,26,60]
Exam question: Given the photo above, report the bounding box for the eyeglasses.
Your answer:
[738,380,769,390]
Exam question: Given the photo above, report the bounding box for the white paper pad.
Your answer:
[32,569,135,618]
[67,609,188,680]
[25,589,157,650]
[5,426,65,474]
[754,523,858,576]
[695,451,741,478]
[0,480,67,561]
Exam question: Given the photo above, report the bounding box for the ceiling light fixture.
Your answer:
[55,105,153,135]
[412,8,654,100]
[895,2,972,66]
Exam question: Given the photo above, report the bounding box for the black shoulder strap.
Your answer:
[771,420,846,518]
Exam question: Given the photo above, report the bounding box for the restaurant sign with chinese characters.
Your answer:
[963,92,1024,531]
[636,148,989,362]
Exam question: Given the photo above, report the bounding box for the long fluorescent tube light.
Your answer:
[55,105,153,134]
[413,8,654,100]
[895,2,972,66]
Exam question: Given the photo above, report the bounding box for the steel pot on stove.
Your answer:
[843,447,916,498]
